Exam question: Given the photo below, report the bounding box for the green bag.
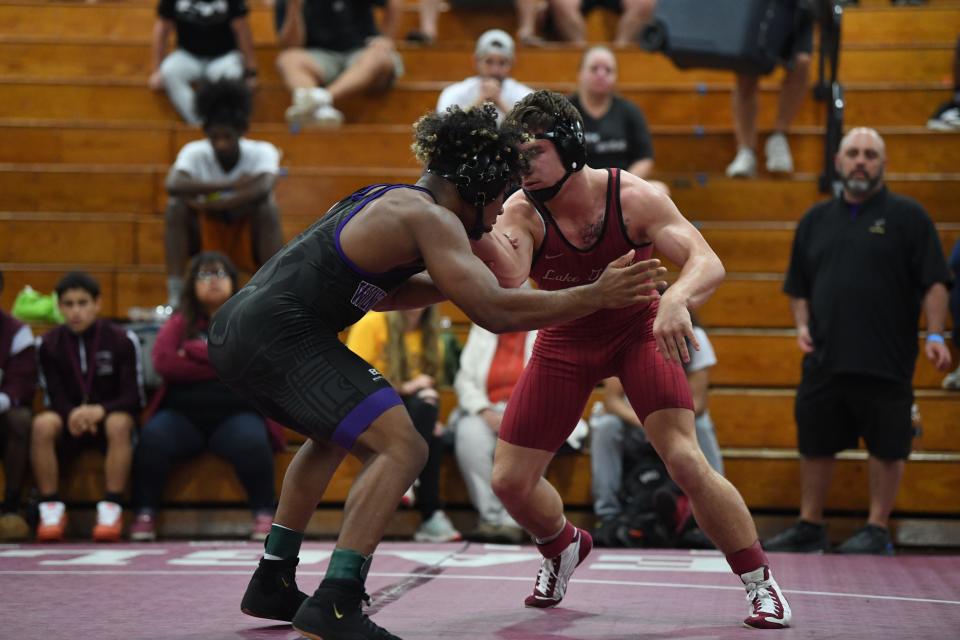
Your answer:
[12,286,64,324]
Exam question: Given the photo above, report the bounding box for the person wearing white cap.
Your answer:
[436,29,534,121]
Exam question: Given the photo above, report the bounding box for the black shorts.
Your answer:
[794,367,914,461]
[781,6,814,65]
[209,325,402,450]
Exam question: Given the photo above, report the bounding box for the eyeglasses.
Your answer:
[197,269,229,282]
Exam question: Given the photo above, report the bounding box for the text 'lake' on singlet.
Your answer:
[527,168,655,335]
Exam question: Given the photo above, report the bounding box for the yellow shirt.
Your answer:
[345,312,441,380]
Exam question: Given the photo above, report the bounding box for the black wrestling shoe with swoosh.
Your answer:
[240,556,308,622]
[293,578,402,640]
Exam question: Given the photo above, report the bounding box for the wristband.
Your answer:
[926,333,945,345]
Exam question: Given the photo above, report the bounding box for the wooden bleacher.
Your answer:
[0,0,958,544]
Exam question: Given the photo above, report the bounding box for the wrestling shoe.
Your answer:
[292,578,401,640]
[741,566,792,629]
[241,556,309,622]
[36,500,67,542]
[524,527,593,608]
[762,520,829,553]
[834,524,894,556]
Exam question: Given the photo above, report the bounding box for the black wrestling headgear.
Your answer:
[526,114,586,203]
[428,149,515,240]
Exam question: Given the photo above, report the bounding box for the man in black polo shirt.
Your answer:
[767,127,952,555]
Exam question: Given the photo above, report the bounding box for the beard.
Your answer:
[842,169,883,196]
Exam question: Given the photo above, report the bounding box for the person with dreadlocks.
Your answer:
[208,102,666,640]
[474,90,793,629]
[163,79,283,310]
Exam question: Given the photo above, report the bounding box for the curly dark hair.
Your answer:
[504,89,584,136]
[411,103,529,177]
[195,79,252,132]
[179,251,238,339]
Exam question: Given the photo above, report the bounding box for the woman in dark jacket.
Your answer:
[130,252,282,541]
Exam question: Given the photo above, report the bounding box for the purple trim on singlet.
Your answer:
[331,387,403,450]
[848,203,861,220]
[333,184,436,278]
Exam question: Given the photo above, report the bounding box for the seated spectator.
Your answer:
[131,253,283,542]
[926,35,960,131]
[725,1,814,177]
[164,79,282,310]
[450,323,532,544]
[275,0,403,126]
[346,306,462,543]
[406,0,440,44]
[0,270,36,542]
[590,318,722,545]
[32,272,144,542]
[149,0,258,125]
[437,29,535,122]
[569,46,668,194]
[520,0,655,47]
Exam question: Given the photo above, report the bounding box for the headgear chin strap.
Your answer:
[525,115,587,204]
[428,150,515,240]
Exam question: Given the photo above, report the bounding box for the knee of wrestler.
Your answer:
[399,426,429,475]
[661,447,710,494]
[490,461,534,507]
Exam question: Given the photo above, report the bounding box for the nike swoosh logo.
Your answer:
[545,253,564,260]
[333,603,344,620]
[280,577,290,588]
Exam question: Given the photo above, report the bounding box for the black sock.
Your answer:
[40,493,61,504]
[104,493,124,505]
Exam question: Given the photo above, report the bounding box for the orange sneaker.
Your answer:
[92,501,123,542]
[36,501,67,542]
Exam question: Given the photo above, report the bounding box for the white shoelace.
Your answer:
[746,580,782,616]
[534,556,560,597]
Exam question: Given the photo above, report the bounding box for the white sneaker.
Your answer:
[285,87,332,125]
[311,104,345,127]
[942,364,960,390]
[741,566,792,629]
[400,484,416,508]
[93,501,123,542]
[524,527,593,608]
[725,148,758,178]
[764,132,794,173]
[413,510,462,542]
[36,501,67,542]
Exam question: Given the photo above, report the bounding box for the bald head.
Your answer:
[835,127,886,201]
[838,127,886,159]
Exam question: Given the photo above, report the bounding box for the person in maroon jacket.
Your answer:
[0,270,37,542]
[130,252,281,542]
[31,272,144,542]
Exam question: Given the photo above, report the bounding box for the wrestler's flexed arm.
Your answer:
[620,173,725,363]
[469,191,544,288]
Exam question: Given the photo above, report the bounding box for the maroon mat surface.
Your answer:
[2,541,958,639]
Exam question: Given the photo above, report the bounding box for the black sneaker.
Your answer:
[927,101,960,131]
[240,556,308,622]
[762,520,829,553]
[835,524,894,556]
[292,578,401,640]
